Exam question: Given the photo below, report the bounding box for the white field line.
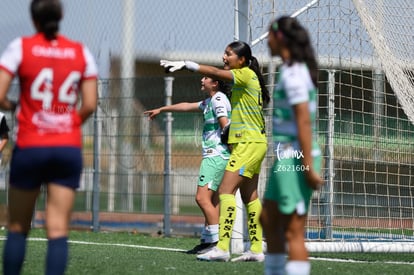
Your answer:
[1,236,414,266]
[0,236,186,253]
[309,257,414,266]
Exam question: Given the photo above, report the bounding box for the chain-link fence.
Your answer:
[0,0,237,233]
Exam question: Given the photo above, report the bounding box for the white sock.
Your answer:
[264,253,286,275]
[204,224,219,243]
[285,260,311,275]
[200,226,207,243]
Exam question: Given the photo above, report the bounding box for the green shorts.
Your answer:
[264,154,322,215]
[198,156,228,191]
[225,142,267,179]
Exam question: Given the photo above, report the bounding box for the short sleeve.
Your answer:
[283,68,309,105]
[82,46,98,79]
[0,38,22,75]
[211,93,230,118]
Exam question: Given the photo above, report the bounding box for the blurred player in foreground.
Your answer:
[144,77,231,254]
[0,0,98,274]
[161,40,270,262]
[261,16,324,275]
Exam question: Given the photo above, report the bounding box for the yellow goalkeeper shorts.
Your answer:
[225,142,267,179]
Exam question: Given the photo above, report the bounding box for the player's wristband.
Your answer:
[185,61,200,72]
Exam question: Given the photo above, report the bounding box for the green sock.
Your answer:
[217,194,236,252]
[246,198,263,253]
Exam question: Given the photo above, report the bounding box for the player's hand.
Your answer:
[143,109,161,120]
[305,169,324,190]
[160,60,200,73]
[160,60,186,73]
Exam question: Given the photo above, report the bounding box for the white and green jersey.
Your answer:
[199,91,231,159]
[273,62,320,154]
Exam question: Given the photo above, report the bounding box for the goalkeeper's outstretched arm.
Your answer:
[160,60,233,82]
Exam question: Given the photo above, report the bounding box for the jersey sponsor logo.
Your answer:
[215,106,225,115]
[248,211,259,241]
[32,45,76,59]
[32,110,73,133]
[221,206,235,238]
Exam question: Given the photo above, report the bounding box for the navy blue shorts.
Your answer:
[9,146,83,190]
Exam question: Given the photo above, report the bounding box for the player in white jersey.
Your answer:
[144,77,231,254]
[261,16,324,275]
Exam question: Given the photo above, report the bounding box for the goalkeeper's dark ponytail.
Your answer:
[216,79,232,100]
[249,56,270,106]
[227,41,270,106]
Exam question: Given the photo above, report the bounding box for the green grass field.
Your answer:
[1,229,414,275]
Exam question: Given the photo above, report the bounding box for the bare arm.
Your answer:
[0,134,8,152]
[218,116,230,129]
[197,65,234,82]
[144,102,200,120]
[294,102,323,189]
[78,78,98,124]
[0,70,16,111]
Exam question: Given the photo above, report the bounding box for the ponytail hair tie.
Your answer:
[271,22,279,32]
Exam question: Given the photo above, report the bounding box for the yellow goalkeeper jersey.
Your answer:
[228,66,266,144]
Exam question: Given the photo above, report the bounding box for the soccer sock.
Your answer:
[3,231,27,275]
[46,236,68,275]
[285,260,311,275]
[204,224,219,243]
[264,253,286,275]
[246,198,263,253]
[200,226,207,243]
[217,194,236,252]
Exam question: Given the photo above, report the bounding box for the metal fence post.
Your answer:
[373,69,384,161]
[321,69,336,239]
[92,79,106,232]
[163,76,174,237]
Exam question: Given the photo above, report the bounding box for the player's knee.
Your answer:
[195,194,209,207]
[7,222,31,235]
[46,220,69,239]
[285,226,305,242]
